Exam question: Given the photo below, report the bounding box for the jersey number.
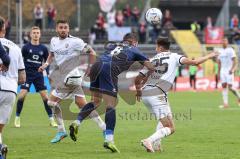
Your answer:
[152,57,169,74]
[110,46,123,56]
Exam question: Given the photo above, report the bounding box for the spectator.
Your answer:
[5,17,11,39]
[206,16,213,29]
[230,14,239,29]
[123,4,131,26]
[96,12,106,39]
[115,10,124,27]
[106,9,116,28]
[131,6,140,26]
[138,21,146,43]
[22,31,30,44]
[34,3,44,29]
[232,27,240,45]
[162,9,175,29]
[89,25,96,45]
[47,3,57,29]
[191,21,201,32]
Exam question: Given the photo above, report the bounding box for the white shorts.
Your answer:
[0,91,16,124]
[220,71,234,85]
[52,86,85,100]
[142,95,172,120]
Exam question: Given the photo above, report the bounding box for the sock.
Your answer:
[53,104,65,132]
[156,122,163,131]
[77,102,95,123]
[16,98,24,117]
[104,107,116,142]
[89,110,106,131]
[230,87,240,99]
[43,99,53,118]
[147,127,171,143]
[0,133,2,144]
[222,88,228,105]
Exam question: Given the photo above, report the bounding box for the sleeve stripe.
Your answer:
[18,69,25,71]
[179,56,186,65]
[139,72,146,77]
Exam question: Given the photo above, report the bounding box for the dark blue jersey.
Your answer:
[0,41,10,67]
[22,43,48,72]
[99,44,148,76]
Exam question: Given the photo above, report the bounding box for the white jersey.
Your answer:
[0,38,25,94]
[217,47,236,72]
[140,52,184,93]
[50,35,87,66]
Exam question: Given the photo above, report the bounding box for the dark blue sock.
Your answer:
[16,99,24,117]
[105,107,116,132]
[43,100,53,118]
[77,102,95,122]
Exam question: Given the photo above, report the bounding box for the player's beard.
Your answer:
[59,32,68,39]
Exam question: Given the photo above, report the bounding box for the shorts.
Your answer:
[90,62,118,97]
[20,72,46,92]
[220,71,234,85]
[0,91,16,124]
[51,86,85,100]
[142,86,172,120]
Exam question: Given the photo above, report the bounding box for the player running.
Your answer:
[39,19,106,143]
[135,38,217,152]
[0,16,26,159]
[69,33,155,153]
[217,38,240,108]
[14,26,57,128]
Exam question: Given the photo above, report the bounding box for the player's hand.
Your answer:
[38,65,45,72]
[136,90,142,102]
[229,70,234,74]
[84,66,91,77]
[208,52,218,59]
[0,64,8,72]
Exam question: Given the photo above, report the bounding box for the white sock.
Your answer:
[156,122,163,131]
[89,110,106,131]
[49,117,54,121]
[0,133,2,144]
[222,88,228,105]
[147,127,171,143]
[53,105,66,132]
[105,134,114,143]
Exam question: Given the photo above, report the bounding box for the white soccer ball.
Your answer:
[145,8,162,25]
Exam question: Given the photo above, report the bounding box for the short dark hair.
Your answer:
[157,37,170,50]
[0,16,5,32]
[123,33,138,42]
[56,19,69,25]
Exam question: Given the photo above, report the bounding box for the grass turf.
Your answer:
[4,91,240,159]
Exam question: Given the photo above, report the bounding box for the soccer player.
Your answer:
[69,33,155,153]
[0,16,26,159]
[217,38,240,108]
[134,38,217,152]
[39,19,106,143]
[14,26,57,128]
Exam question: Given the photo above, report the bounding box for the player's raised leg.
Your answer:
[70,91,104,141]
[48,92,67,143]
[39,90,57,127]
[15,89,28,128]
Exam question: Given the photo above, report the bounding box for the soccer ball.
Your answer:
[145,8,162,25]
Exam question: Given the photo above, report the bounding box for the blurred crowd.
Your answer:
[89,4,176,44]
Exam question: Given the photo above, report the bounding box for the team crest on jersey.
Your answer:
[65,43,69,48]
[29,49,32,53]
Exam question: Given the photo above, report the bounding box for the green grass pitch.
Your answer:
[4,91,240,159]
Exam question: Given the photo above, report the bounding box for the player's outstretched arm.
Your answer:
[181,52,218,66]
[230,57,237,74]
[38,52,54,72]
[83,45,96,76]
[135,73,148,102]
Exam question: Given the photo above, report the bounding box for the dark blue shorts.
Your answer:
[20,72,46,92]
[90,62,118,97]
